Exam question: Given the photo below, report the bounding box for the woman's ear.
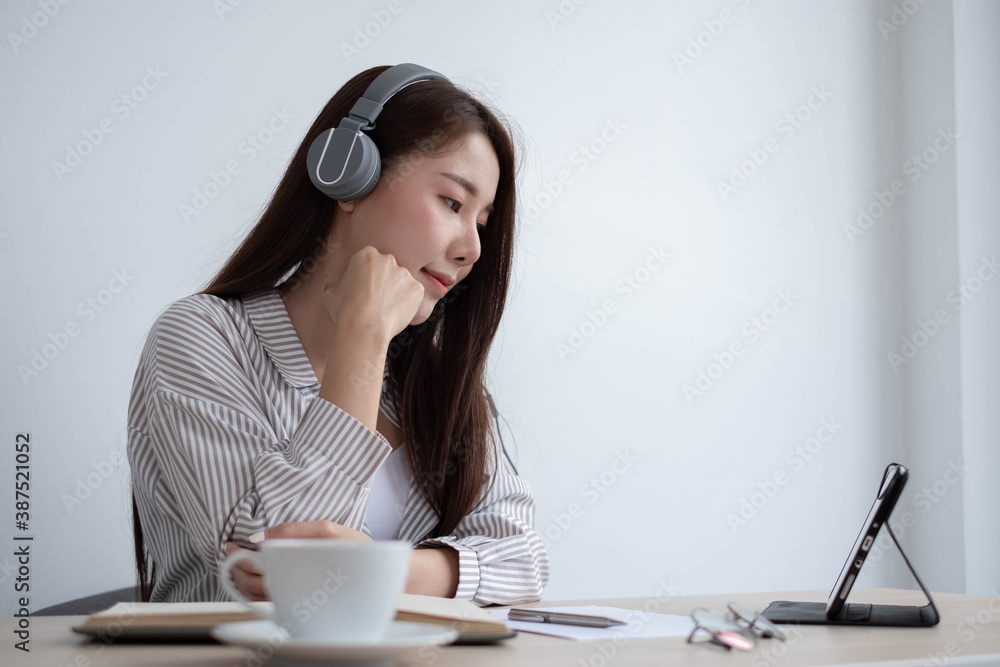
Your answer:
[338,199,356,213]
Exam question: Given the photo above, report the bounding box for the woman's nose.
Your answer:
[453,217,482,264]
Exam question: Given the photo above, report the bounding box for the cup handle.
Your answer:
[219,550,276,623]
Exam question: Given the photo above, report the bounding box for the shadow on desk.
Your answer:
[34,587,137,616]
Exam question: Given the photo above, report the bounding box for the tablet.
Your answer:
[825,463,908,617]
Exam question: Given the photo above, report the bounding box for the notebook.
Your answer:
[71,593,514,643]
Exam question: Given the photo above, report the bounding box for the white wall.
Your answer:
[954,0,1000,598]
[0,0,994,613]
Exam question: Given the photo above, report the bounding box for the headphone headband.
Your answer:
[307,63,450,201]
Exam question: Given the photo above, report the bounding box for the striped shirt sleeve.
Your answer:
[139,295,392,573]
[414,411,551,607]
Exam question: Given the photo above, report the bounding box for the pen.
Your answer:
[507,608,627,628]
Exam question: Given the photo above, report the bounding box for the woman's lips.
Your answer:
[421,269,449,296]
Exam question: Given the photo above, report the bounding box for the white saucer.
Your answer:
[211,619,459,666]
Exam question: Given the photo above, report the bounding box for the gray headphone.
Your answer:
[306,63,450,201]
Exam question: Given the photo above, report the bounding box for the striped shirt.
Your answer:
[127,288,550,606]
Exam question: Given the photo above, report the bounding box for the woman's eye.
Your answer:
[444,196,487,232]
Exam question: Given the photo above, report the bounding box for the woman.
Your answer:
[127,64,549,607]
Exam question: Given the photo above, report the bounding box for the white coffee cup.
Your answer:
[219,539,412,642]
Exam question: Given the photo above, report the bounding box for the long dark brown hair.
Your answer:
[132,65,519,601]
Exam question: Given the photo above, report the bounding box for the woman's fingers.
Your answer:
[321,246,426,340]
[234,557,262,577]
[233,567,268,600]
[263,520,347,539]
[264,520,335,539]
[262,520,373,542]
[225,542,263,574]
[224,541,268,600]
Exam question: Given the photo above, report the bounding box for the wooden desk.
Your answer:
[4,588,1000,666]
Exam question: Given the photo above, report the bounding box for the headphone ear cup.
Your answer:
[306,127,381,201]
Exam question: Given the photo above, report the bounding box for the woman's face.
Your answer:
[337,131,500,325]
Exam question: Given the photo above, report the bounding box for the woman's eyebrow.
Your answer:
[439,172,495,213]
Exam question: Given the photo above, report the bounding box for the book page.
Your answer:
[396,593,503,624]
[94,601,274,617]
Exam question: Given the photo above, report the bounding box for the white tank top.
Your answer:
[365,446,411,540]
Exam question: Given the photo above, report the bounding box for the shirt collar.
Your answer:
[241,288,391,391]
[241,288,319,388]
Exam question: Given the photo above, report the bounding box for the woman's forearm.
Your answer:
[317,322,391,435]
[405,546,460,598]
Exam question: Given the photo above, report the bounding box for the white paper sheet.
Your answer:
[487,605,694,641]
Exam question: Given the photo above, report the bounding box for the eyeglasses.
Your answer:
[687,603,786,651]
[726,601,786,641]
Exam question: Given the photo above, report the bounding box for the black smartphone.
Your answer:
[825,463,908,618]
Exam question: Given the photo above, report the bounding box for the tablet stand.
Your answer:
[761,523,940,627]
